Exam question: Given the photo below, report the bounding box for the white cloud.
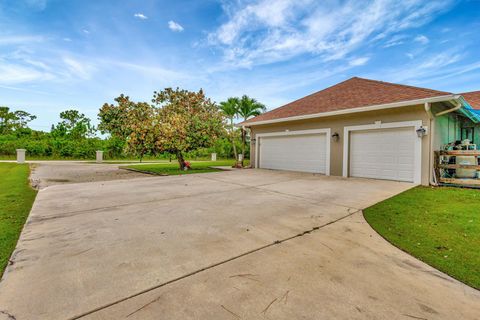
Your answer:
[209,0,453,68]
[207,61,358,111]
[0,62,53,84]
[414,35,429,44]
[105,60,193,81]
[0,84,52,95]
[63,37,72,42]
[168,20,184,32]
[23,59,50,70]
[0,35,44,45]
[62,57,95,80]
[134,13,148,20]
[349,57,370,66]
[383,41,404,48]
[417,52,461,69]
[383,34,407,48]
[0,47,57,84]
[365,51,465,84]
[82,29,90,34]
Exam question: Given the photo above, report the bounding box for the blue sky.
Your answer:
[0,0,479,130]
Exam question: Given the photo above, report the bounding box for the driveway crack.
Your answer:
[68,209,359,319]
[220,305,241,319]
[29,185,245,224]
[198,175,360,211]
[0,310,16,320]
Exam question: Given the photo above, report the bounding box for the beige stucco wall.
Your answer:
[249,104,431,185]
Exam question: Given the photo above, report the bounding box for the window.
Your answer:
[461,127,474,143]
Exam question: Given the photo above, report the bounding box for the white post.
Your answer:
[211,153,217,161]
[96,150,103,163]
[238,154,243,162]
[16,149,26,164]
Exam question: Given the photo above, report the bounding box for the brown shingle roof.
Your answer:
[462,91,480,110]
[243,77,451,124]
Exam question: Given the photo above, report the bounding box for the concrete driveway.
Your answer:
[0,169,479,320]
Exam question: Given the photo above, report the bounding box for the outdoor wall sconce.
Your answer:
[251,138,256,144]
[416,126,427,138]
[332,132,340,142]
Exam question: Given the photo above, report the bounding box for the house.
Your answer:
[242,77,480,185]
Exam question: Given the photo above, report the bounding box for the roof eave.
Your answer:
[458,96,480,123]
[239,94,457,127]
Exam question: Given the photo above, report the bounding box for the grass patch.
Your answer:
[125,159,249,176]
[0,155,243,162]
[0,163,37,276]
[85,160,170,164]
[364,186,480,289]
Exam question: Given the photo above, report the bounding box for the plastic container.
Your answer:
[456,156,476,178]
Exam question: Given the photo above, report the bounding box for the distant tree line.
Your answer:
[0,88,265,166]
[0,106,105,159]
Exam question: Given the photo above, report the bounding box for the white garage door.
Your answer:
[259,133,327,174]
[349,127,416,182]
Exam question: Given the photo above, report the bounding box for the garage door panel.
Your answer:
[259,133,327,174]
[349,127,416,182]
[398,156,413,164]
[398,171,413,180]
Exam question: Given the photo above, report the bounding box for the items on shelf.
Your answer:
[435,145,480,186]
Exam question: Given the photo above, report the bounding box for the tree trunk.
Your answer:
[241,122,246,167]
[176,151,186,170]
[231,118,238,164]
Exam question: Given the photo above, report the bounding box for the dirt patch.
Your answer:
[30,161,150,189]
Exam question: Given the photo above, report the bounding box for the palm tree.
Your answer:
[237,95,266,166]
[219,97,240,164]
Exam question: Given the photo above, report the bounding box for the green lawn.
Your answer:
[86,160,170,164]
[125,159,249,175]
[0,163,37,276]
[364,186,480,289]
[0,156,170,161]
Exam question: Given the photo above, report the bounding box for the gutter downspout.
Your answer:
[425,102,437,186]
[426,98,464,186]
[435,99,462,116]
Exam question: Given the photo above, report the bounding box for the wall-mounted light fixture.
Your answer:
[416,126,427,138]
[332,132,340,142]
[251,138,256,144]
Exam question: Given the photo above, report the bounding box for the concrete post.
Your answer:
[211,153,217,161]
[238,154,243,162]
[16,149,26,164]
[96,150,104,163]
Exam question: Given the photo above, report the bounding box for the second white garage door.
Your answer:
[349,127,417,182]
[258,132,328,174]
